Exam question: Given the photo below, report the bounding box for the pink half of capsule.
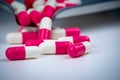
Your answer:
[39,41,72,55]
[6,46,40,60]
[42,0,56,18]
[27,9,43,25]
[67,42,91,58]
[6,32,37,44]
[56,0,65,3]
[58,35,90,43]
[25,39,43,46]
[65,3,77,7]
[65,27,80,36]
[17,11,31,26]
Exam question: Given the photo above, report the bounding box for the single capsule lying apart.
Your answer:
[39,40,72,55]
[67,42,91,58]
[6,46,40,60]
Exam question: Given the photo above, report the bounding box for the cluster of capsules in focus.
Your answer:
[5,0,92,60]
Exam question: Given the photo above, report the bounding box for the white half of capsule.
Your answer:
[39,17,52,30]
[39,40,56,55]
[33,0,45,8]
[25,46,40,58]
[6,32,22,44]
[57,37,74,43]
[51,29,66,39]
[46,0,56,8]
[11,1,26,12]
[82,42,92,53]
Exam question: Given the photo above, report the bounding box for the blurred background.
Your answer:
[0,0,120,80]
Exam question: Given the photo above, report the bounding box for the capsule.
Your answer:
[38,17,52,40]
[67,42,91,58]
[42,0,56,18]
[4,0,31,26]
[51,27,80,39]
[27,8,43,25]
[18,26,38,32]
[58,35,90,43]
[6,32,37,44]
[6,46,40,60]
[39,40,72,55]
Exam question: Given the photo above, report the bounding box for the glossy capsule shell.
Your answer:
[6,32,37,44]
[6,46,40,60]
[67,42,91,58]
[58,35,90,43]
[39,40,72,55]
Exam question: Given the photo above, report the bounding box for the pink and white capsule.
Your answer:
[51,27,80,39]
[58,36,90,43]
[6,32,37,44]
[27,8,43,25]
[6,46,40,60]
[38,17,52,40]
[42,0,56,18]
[39,40,72,55]
[67,42,91,58]
[18,26,38,32]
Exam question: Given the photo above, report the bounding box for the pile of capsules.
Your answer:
[5,0,92,60]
